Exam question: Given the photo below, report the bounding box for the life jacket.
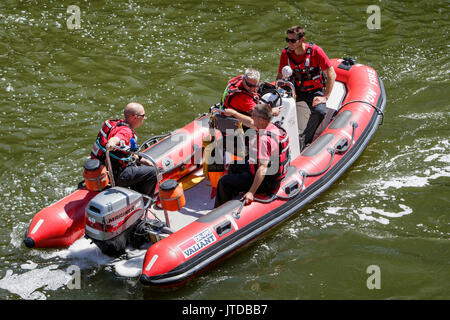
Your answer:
[286,43,326,93]
[248,122,290,182]
[220,75,259,115]
[90,119,137,168]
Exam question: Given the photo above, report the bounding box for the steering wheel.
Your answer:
[260,87,282,109]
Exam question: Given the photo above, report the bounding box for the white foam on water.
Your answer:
[399,111,450,121]
[112,249,146,278]
[322,203,413,226]
[36,237,114,268]
[1,237,113,299]
[370,139,450,192]
[1,237,149,299]
[377,166,450,191]
[0,265,72,300]
[323,207,346,215]
[20,260,38,270]
[356,204,413,225]
[37,237,148,278]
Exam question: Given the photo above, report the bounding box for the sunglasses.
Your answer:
[285,35,304,43]
[135,113,146,118]
[244,78,259,88]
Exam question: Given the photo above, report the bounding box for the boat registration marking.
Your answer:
[179,228,217,259]
[145,254,159,272]
[30,219,44,235]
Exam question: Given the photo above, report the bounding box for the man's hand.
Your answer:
[223,108,236,117]
[137,156,153,166]
[312,95,327,107]
[105,137,120,151]
[272,106,281,116]
[242,192,254,205]
[224,108,254,128]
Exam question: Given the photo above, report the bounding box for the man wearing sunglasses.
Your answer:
[214,103,289,207]
[221,67,282,124]
[91,102,157,198]
[277,25,336,148]
[221,68,261,118]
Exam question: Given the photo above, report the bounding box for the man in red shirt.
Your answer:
[221,68,260,116]
[215,103,290,207]
[92,102,157,198]
[277,26,336,147]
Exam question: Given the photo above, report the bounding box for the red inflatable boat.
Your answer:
[24,58,386,287]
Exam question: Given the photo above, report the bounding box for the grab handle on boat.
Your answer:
[334,138,349,154]
[305,147,336,177]
[253,194,278,204]
[335,121,358,154]
[136,152,163,186]
[215,220,233,237]
[232,199,246,219]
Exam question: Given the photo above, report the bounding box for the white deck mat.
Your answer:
[150,170,215,231]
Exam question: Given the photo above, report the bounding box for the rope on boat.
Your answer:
[340,100,384,125]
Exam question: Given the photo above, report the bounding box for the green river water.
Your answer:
[0,0,449,300]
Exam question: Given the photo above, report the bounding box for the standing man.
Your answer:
[277,25,336,147]
[214,103,290,207]
[90,102,157,198]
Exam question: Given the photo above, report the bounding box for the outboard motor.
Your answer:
[85,186,147,257]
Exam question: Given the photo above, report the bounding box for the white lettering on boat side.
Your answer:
[179,228,217,259]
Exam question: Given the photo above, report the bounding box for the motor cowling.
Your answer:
[85,186,145,257]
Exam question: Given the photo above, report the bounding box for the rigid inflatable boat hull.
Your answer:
[139,59,386,286]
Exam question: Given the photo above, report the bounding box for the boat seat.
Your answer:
[296,81,347,138]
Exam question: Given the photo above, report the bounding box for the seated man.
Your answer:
[221,68,260,117]
[277,25,336,147]
[221,67,280,122]
[90,102,157,198]
[214,103,290,207]
[219,68,281,166]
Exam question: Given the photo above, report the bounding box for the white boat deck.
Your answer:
[149,170,215,231]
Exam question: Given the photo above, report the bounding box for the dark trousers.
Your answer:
[297,90,327,145]
[114,164,157,197]
[214,164,280,208]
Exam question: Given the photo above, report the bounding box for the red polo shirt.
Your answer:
[278,43,332,75]
[108,125,136,145]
